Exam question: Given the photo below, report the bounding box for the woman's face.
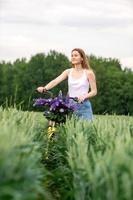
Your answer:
[71,50,82,65]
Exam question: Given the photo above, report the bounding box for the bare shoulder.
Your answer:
[85,69,96,80]
[63,68,71,75]
[60,68,71,78]
[85,69,95,76]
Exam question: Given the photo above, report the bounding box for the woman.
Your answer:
[37,48,97,120]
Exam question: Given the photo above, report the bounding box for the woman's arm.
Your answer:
[85,70,97,98]
[78,70,97,103]
[37,69,68,93]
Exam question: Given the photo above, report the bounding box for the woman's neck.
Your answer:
[74,64,83,71]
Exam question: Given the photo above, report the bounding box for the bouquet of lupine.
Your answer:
[33,91,79,124]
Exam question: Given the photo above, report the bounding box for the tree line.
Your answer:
[0,50,133,115]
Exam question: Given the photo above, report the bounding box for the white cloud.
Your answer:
[0,0,133,69]
[120,57,133,70]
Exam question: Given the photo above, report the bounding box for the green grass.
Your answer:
[64,115,133,200]
[0,107,133,200]
[0,107,51,200]
[44,114,133,200]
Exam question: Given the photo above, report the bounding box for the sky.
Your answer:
[0,0,133,70]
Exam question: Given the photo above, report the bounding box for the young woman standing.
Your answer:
[37,48,97,120]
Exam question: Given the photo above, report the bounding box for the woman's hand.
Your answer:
[78,95,86,103]
[36,87,44,93]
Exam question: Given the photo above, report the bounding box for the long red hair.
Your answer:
[71,48,91,69]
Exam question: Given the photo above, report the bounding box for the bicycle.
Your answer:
[33,90,79,159]
[34,90,79,140]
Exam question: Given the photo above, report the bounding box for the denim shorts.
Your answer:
[74,100,93,121]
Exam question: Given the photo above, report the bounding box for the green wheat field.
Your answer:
[0,107,133,200]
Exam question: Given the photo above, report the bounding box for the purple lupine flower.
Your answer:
[59,99,63,103]
[54,100,60,107]
[33,91,80,123]
[50,100,60,111]
[47,98,53,103]
[65,95,72,104]
[33,98,48,106]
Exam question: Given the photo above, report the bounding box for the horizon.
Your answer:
[0,50,132,71]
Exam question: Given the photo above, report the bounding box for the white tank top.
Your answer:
[68,68,89,98]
